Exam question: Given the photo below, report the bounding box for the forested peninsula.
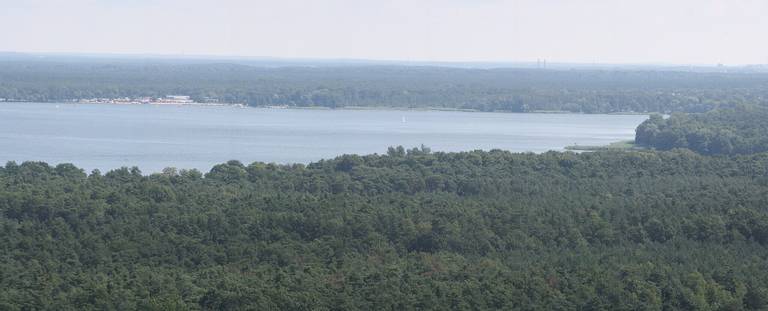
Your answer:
[636,106,768,155]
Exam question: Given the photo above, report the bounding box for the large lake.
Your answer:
[1,103,648,173]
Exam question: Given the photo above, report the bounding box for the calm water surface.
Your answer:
[0,103,648,173]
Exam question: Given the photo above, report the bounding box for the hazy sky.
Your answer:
[2,0,767,64]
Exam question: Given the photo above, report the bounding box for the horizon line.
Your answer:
[2,50,766,68]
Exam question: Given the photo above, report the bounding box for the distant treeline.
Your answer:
[3,149,768,309]
[2,61,768,113]
[636,106,768,155]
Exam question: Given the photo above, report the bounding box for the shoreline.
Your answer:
[0,101,652,116]
[1,101,247,108]
[278,106,650,116]
[565,140,645,152]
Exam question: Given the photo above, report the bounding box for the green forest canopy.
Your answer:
[3,148,768,310]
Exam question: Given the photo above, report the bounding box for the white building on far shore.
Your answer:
[156,95,195,104]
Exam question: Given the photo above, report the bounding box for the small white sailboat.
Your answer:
[401,116,406,123]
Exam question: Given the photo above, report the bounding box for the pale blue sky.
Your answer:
[2,0,767,64]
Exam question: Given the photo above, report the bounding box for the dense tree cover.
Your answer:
[636,106,768,155]
[3,149,768,309]
[2,60,768,113]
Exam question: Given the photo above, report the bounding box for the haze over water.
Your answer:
[0,103,647,173]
